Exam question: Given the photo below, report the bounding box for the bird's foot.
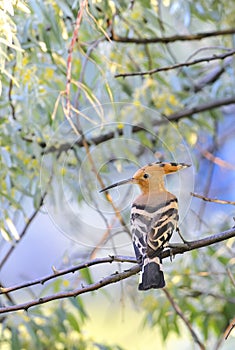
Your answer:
[176,227,190,246]
[169,247,175,262]
[163,242,175,261]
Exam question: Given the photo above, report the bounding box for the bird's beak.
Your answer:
[99,178,135,193]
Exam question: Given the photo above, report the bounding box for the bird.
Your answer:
[100,162,191,290]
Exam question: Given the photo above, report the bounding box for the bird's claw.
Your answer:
[169,247,175,261]
[176,227,190,245]
[163,242,175,261]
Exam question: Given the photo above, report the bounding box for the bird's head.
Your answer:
[100,162,191,194]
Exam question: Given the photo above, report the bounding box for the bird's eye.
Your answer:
[143,173,149,179]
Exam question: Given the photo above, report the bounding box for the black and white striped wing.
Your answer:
[131,198,179,262]
[131,205,152,264]
[147,198,179,256]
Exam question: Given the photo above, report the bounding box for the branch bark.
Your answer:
[0,227,234,314]
[163,288,205,350]
[111,28,235,44]
[115,49,235,78]
[42,96,235,155]
[0,192,47,270]
[0,255,136,295]
[0,265,140,314]
[191,192,235,205]
[66,0,87,115]
[224,317,235,340]
[164,96,235,122]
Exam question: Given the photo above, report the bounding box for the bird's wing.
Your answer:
[131,196,179,262]
[147,198,179,256]
[131,205,152,264]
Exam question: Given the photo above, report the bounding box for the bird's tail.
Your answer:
[138,256,165,290]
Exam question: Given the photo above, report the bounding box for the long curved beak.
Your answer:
[99,178,134,193]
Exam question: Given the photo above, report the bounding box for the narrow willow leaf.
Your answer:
[0,227,12,241]
[6,218,20,240]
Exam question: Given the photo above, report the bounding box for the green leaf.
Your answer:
[67,312,81,332]
[217,255,230,266]
[11,328,21,350]
[24,321,41,348]
[0,190,23,210]
[80,267,93,285]
[69,297,89,322]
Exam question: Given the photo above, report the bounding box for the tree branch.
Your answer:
[42,124,146,154]
[8,63,16,120]
[192,57,232,93]
[164,227,235,256]
[191,192,235,206]
[163,288,205,350]
[66,0,87,115]
[41,96,235,155]
[198,148,235,170]
[224,317,235,340]
[0,265,141,314]
[0,228,234,314]
[111,28,235,44]
[115,49,235,78]
[0,255,136,295]
[0,192,47,270]
[164,96,235,122]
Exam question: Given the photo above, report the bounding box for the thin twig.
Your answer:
[0,255,136,295]
[8,63,16,120]
[64,4,130,237]
[224,317,235,340]
[111,28,235,44]
[165,96,235,122]
[82,137,131,236]
[0,265,141,314]
[214,335,224,350]
[191,192,235,206]
[89,217,117,260]
[90,187,134,259]
[199,148,235,170]
[197,121,218,227]
[115,49,235,77]
[74,37,104,109]
[165,227,235,255]
[0,192,47,270]
[66,0,87,116]
[186,290,235,304]
[64,15,130,239]
[163,288,205,350]
[181,48,232,93]
[226,268,235,288]
[64,4,131,237]
[42,95,235,155]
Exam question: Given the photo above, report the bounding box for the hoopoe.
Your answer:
[100,162,190,290]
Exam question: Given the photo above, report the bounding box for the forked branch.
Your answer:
[115,49,235,78]
[0,227,234,314]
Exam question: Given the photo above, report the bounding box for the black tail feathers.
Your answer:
[138,258,165,290]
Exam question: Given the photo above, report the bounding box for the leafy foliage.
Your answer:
[0,0,235,349]
[0,298,126,350]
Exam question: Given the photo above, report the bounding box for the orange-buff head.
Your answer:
[100,162,191,194]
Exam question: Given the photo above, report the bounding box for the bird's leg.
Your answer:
[169,247,174,262]
[176,227,189,245]
[162,242,175,261]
